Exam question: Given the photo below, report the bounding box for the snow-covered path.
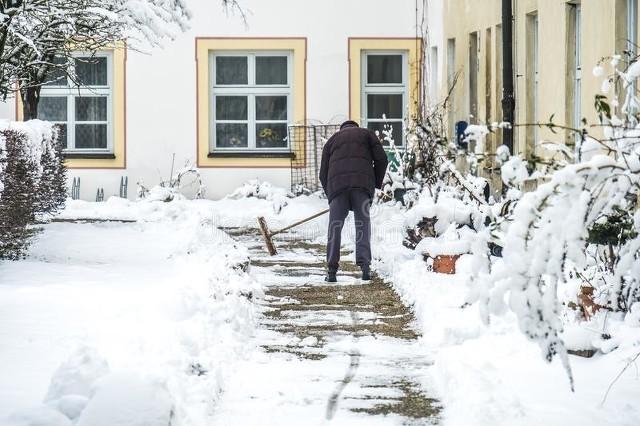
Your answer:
[213,228,440,425]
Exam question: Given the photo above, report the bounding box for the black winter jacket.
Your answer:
[319,121,389,202]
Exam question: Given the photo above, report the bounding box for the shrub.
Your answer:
[0,121,66,260]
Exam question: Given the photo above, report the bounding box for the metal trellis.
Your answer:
[289,124,340,195]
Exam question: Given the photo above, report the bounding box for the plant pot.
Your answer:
[432,254,460,274]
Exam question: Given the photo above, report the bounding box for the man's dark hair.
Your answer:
[340,120,359,129]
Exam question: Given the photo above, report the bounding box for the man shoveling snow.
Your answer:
[319,120,389,282]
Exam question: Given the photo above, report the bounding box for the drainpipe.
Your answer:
[501,0,515,154]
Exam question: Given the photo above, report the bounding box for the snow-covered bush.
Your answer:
[0,120,66,259]
[137,163,205,202]
[461,51,640,387]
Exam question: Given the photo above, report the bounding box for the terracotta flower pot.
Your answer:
[432,254,460,274]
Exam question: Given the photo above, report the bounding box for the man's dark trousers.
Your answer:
[327,189,372,273]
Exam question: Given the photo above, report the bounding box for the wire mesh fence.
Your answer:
[289,124,340,195]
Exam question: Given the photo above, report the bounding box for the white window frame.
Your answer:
[39,52,114,153]
[209,51,293,152]
[361,50,408,147]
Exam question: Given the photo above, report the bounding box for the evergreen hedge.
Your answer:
[0,121,67,260]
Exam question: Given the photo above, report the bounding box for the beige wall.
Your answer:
[432,0,638,158]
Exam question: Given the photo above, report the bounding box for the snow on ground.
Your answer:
[203,185,640,426]
[0,200,260,425]
[2,181,639,425]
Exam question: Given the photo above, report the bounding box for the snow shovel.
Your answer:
[257,208,329,256]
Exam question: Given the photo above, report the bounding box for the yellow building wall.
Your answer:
[437,0,635,158]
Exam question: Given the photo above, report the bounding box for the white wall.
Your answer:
[4,0,420,200]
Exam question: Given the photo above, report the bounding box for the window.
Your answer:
[429,46,438,102]
[526,12,539,148]
[38,54,112,152]
[495,25,503,146]
[362,52,407,147]
[210,52,291,152]
[468,31,479,124]
[447,38,456,138]
[566,3,582,144]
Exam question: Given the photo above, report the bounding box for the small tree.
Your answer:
[0,0,241,119]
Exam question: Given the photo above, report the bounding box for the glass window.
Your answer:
[216,123,248,148]
[44,57,68,86]
[363,52,407,147]
[76,97,108,121]
[367,122,402,147]
[211,53,291,151]
[75,57,108,86]
[367,55,403,84]
[75,124,108,149]
[216,96,248,120]
[256,96,287,120]
[39,97,67,121]
[37,53,112,152]
[256,56,288,85]
[216,56,248,85]
[367,94,403,120]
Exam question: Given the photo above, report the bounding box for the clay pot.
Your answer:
[432,254,460,274]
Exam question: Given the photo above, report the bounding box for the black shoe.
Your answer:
[325,272,337,282]
[361,267,371,281]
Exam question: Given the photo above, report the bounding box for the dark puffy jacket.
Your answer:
[319,121,389,202]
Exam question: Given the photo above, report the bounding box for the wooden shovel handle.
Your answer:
[271,208,330,236]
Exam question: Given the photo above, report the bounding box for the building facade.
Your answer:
[0,0,424,200]
[428,0,639,159]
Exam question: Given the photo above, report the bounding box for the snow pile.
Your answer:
[226,179,290,213]
[1,199,260,425]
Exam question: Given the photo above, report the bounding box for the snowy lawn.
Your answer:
[0,200,260,425]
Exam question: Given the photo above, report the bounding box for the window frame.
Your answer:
[361,50,408,147]
[209,51,293,153]
[39,51,114,153]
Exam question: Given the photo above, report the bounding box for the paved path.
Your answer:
[212,228,440,425]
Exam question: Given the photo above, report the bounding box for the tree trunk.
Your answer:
[21,85,41,121]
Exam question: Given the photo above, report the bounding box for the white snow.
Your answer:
[0,198,260,425]
[2,180,640,426]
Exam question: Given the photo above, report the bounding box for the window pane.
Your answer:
[256,96,287,120]
[76,97,107,121]
[76,57,108,86]
[38,97,67,121]
[216,56,248,85]
[367,94,403,119]
[44,57,68,86]
[255,56,287,85]
[55,124,68,149]
[367,55,403,84]
[75,124,108,149]
[216,96,248,120]
[216,123,248,148]
[256,123,288,148]
[368,122,403,147]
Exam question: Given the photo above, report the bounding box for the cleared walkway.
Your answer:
[213,228,440,425]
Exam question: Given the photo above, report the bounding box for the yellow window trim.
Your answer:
[195,37,307,168]
[15,44,127,169]
[348,38,423,125]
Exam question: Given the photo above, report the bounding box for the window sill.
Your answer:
[63,152,116,159]
[208,151,294,159]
